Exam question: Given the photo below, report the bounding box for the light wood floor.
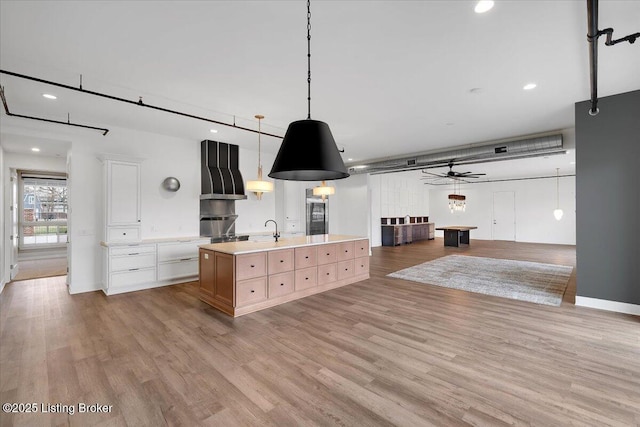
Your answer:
[12,257,67,282]
[1,239,638,426]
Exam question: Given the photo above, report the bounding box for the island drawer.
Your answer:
[295,246,317,269]
[236,277,267,306]
[354,256,370,276]
[268,249,294,274]
[317,263,337,285]
[268,271,295,298]
[236,253,267,281]
[317,243,338,265]
[337,259,355,280]
[337,241,355,261]
[295,267,317,291]
[354,239,369,258]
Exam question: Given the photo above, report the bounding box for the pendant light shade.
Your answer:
[269,120,349,181]
[269,1,349,182]
[246,114,274,200]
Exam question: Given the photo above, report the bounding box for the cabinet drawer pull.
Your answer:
[250,290,255,293]
[280,283,284,286]
[344,268,348,271]
[344,250,348,253]
[128,253,139,255]
[129,268,140,271]
[305,256,309,259]
[280,260,284,263]
[250,264,255,268]
[180,258,191,261]
[123,232,127,235]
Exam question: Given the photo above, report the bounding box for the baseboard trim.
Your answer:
[575,296,640,316]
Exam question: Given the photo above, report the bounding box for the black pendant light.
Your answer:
[269,0,349,181]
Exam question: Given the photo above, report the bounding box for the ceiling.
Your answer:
[1,1,638,179]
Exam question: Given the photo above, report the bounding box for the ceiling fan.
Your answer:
[421,161,486,181]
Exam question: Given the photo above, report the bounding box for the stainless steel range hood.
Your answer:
[200,140,248,242]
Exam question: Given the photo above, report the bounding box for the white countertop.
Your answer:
[200,234,367,255]
[100,236,208,247]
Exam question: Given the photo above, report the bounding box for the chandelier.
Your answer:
[448,179,466,212]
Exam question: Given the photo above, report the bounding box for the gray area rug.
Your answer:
[387,255,573,306]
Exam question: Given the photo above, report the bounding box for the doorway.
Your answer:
[492,191,515,241]
[11,170,68,281]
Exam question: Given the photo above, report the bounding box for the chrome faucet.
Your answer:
[264,219,280,242]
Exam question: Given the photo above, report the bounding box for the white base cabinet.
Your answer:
[102,237,209,295]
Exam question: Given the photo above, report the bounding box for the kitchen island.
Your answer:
[199,235,370,317]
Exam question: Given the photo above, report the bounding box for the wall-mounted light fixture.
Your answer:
[162,177,180,192]
[246,114,274,200]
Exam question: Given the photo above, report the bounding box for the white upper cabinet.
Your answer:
[107,160,141,227]
[104,158,141,243]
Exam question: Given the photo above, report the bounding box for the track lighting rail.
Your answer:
[0,69,284,139]
[1,85,110,135]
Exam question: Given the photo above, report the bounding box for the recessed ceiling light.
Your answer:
[210,129,218,133]
[352,165,367,170]
[31,147,41,152]
[570,161,576,165]
[475,1,494,14]
[347,158,353,161]
[42,94,57,100]
[523,83,537,90]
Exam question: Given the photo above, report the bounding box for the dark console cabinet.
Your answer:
[381,217,434,246]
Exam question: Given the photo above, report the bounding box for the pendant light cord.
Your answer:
[556,168,560,208]
[307,0,312,120]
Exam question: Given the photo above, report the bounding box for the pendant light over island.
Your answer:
[269,0,349,182]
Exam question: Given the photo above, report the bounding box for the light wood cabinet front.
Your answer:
[236,277,267,306]
[317,243,338,265]
[317,263,337,285]
[295,246,317,269]
[236,253,267,281]
[295,267,317,291]
[354,239,369,258]
[268,249,294,274]
[354,256,370,277]
[268,272,295,298]
[337,259,355,280]
[337,241,355,261]
[199,250,215,300]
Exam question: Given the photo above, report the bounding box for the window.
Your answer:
[20,173,68,248]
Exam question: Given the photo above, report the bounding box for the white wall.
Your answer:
[331,173,370,239]
[428,176,576,245]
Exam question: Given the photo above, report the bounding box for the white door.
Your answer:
[492,191,515,241]
[10,171,19,280]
